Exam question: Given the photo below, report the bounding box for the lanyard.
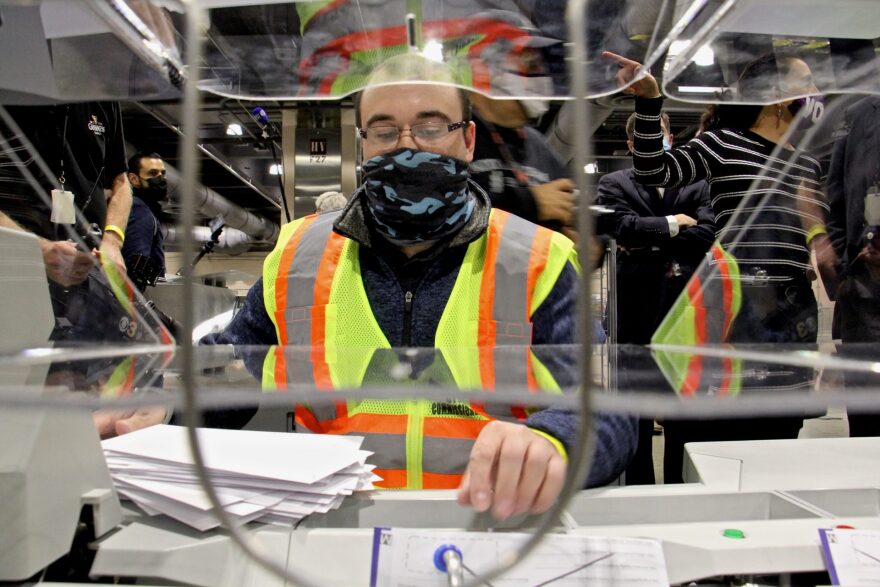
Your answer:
[58,106,68,187]
[58,105,103,213]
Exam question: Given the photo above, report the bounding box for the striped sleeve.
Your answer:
[632,96,712,189]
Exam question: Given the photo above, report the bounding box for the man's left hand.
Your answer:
[457,421,566,520]
[93,406,166,439]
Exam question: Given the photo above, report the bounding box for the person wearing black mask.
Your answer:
[123,151,167,291]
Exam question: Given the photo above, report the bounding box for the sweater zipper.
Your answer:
[403,290,413,346]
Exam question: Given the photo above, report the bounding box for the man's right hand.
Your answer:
[40,239,94,286]
[673,214,698,228]
[531,178,576,225]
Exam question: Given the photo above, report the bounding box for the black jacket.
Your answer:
[597,168,715,344]
[828,96,880,270]
[827,96,880,342]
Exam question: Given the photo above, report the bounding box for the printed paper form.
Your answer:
[820,528,880,585]
[370,528,668,586]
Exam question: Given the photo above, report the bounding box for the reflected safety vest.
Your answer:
[295,3,551,96]
[651,242,743,396]
[262,208,577,489]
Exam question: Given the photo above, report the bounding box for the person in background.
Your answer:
[826,95,880,436]
[0,102,132,346]
[468,93,576,237]
[203,54,637,518]
[604,50,832,482]
[314,190,348,214]
[597,111,715,484]
[123,151,167,291]
[0,102,130,287]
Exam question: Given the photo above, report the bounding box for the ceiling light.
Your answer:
[226,123,243,136]
[269,163,283,176]
[423,40,444,63]
[693,45,715,67]
[677,86,726,94]
[668,39,714,66]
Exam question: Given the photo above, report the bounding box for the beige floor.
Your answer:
[650,408,849,484]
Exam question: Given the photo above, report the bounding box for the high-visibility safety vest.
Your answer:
[652,242,743,396]
[262,208,577,489]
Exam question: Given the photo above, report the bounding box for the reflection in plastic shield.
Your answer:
[0,103,173,398]
[649,95,880,404]
[661,0,880,103]
[0,0,182,104]
[200,0,680,100]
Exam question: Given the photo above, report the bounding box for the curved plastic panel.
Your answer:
[661,0,880,104]
[198,0,679,100]
[0,0,181,104]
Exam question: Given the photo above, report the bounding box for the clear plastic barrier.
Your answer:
[199,0,679,100]
[660,0,880,103]
[0,0,182,104]
[3,1,880,586]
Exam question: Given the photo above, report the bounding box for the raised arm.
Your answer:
[603,51,714,188]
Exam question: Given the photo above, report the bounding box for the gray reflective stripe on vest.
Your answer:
[702,275,733,343]
[299,399,338,426]
[281,346,315,387]
[422,436,475,475]
[491,345,532,389]
[282,213,339,345]
[480,399,530,422]
[354,432,473,475]
[356,432,407,471]
[492,213,536,345]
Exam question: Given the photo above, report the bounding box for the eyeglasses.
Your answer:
[358,120,469,146]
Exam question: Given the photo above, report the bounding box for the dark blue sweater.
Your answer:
[205,188,636,487]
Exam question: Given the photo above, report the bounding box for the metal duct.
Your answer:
[164,225,254,255]
[161,164,279,242]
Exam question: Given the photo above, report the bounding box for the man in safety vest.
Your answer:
[206,56,636,519]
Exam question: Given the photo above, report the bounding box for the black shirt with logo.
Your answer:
[0,102,127,240]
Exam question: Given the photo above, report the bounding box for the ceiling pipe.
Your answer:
[126,142,280,242]
[162,163,279,242]
[163,225,254,255]
[132,101,282,211]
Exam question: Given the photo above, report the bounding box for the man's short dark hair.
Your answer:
[127,151,163,175]
[625,111,670,143]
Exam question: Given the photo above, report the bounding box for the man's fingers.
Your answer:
[550,178,576,192]
[462,423,503,512]
[456,470,472,506]
[491,433,528,519]
[93,409,135,439]
[115,407,166,436]
[531,456,567,515]
[513,442,554,516]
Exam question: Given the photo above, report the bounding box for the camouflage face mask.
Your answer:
[361,148,475,247]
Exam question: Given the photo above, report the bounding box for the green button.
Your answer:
[723,528,746,539]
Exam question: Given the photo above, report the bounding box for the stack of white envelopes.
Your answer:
[102,425,379,531]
